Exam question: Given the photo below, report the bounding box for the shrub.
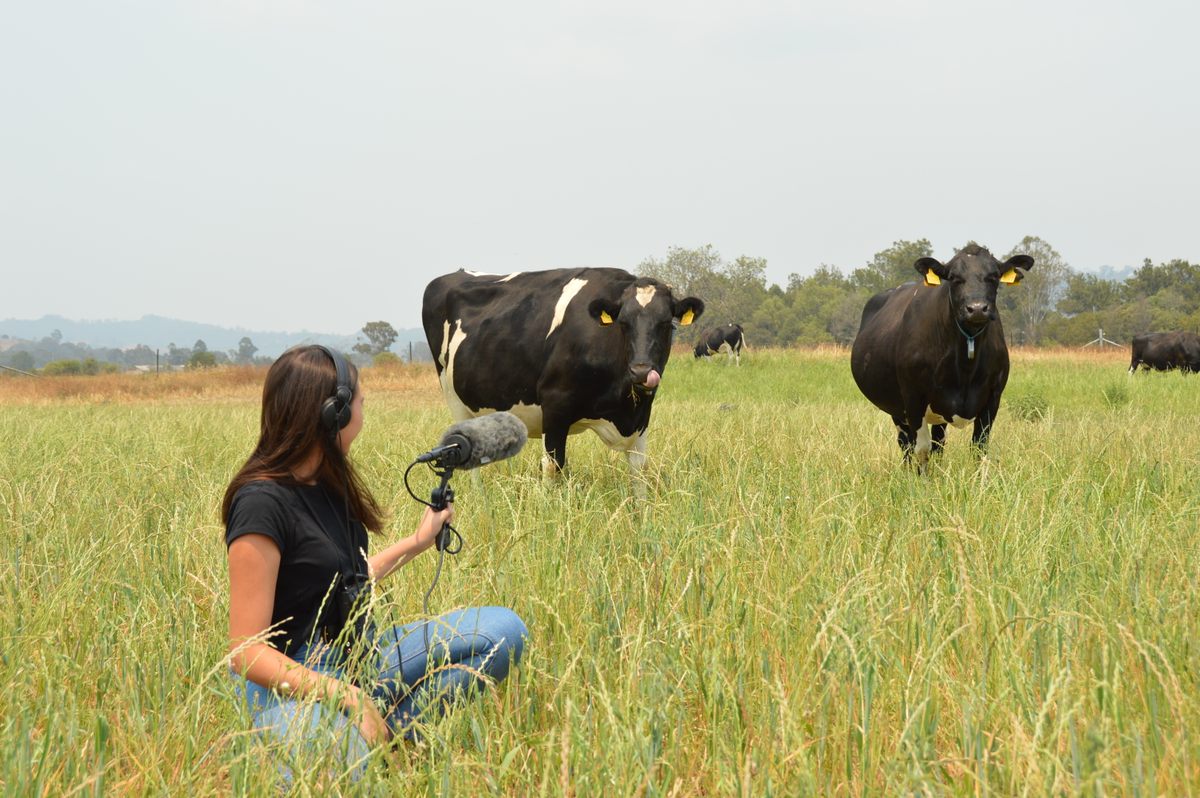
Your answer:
[1102,380,1130,408]
[42,359,83,376]
[1006,391,1049,422]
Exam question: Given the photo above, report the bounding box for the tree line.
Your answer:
[641,237,1198,348]
[0,323,413,374]
[5,239,1196,375]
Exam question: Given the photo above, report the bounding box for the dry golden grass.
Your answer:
[0,362,444,406]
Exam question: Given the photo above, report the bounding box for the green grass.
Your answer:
[2,349,1199,795]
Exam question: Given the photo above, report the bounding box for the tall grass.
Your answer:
[1,348,1198,794]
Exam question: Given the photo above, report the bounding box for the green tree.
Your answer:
[7,351,34,372]
[999,236,1071,345]
[639,246,768,343]
[1058,272,1124,315]
[188,350,217,369]
[849,239,935,294]
[638,245,724,296]
[236,337,258,364]
[354,322,399,357]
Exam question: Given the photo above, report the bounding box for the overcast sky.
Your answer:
[3,0,1197,334]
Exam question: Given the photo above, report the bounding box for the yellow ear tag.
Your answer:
[679,308,695,326]
[599,310,613,325]
[1000,268,1019,284]
[924,271,941,286]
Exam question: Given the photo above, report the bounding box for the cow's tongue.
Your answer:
[644,370,661,389]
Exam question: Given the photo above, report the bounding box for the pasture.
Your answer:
[2,347,1198,795]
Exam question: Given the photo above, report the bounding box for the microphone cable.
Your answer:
[403,459,463,656]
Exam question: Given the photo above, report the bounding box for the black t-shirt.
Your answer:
[225,480,369,657]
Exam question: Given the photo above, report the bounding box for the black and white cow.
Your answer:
[850,244,1034,470]
[693,323,747,365]
[422,268,704,481]
[1129,331,1200,373]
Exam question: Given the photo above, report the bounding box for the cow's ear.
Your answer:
[588,299,619,326]
[915,257,948,287]
[999,255,1034,285]
[673,297,705,326]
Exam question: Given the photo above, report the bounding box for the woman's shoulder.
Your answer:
[226,479,301,546]
[230,479,300,514]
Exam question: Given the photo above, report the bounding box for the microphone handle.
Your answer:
[429,471,455,551]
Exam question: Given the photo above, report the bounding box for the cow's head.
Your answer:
[588,279,705,393]
[915,245,1034,333]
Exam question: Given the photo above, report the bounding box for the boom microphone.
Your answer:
[415,411,528,470]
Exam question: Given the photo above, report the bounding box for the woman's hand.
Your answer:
[414,504,454,549]
[343,686,392,747]
[366,504,457,580]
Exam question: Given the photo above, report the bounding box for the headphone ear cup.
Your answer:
[321,388,352,432]
[333,385,352,429]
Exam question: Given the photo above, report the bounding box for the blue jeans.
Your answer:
[235,606,527,780]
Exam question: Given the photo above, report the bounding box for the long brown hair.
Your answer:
[221,345,384,532]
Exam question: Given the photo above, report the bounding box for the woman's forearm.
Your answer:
[367,532,434,581]
[231,642,358,707]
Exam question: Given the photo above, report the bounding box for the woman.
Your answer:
[223,345,526,778]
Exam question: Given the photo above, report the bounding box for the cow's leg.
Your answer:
[542,420,569,479]
[892,415,915,464]
[930,424,947,457]
[901,400,933,473]
[972,397,1001,456]
[734,344,741,367]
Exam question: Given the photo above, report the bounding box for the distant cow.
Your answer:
[850,244,1034,470]
[693,323,747,365]
[1129,331,1200,373]
[422,268,704,481]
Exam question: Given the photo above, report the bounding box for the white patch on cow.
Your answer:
[925,407,973,429]
[635,285,656,307]
[439,320,473,422]
[547,278,589,338]
[497,402,544,438]
[915,423,932,467]
[464,269,522,282]
[570,419,648,496]
[438,320,451,369]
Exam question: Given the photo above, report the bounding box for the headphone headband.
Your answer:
[314,345,353,434]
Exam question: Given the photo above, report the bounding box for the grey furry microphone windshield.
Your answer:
[416,411,528,470]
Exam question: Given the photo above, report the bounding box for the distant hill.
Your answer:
[0,315,427,358]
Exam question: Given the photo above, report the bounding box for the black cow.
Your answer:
[850,244,1034,470]
[1129,331,1200,373]
[693,323,747,365]
[422,268,704,482]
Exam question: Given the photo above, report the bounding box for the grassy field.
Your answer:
[2,347,1198,796]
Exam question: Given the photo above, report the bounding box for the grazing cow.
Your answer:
[693,323,747,365]
[1129,331,1200,373]
[422,268,704,480]
[849,244,1034,470]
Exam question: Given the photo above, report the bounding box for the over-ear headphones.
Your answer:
[314,345,354,434]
